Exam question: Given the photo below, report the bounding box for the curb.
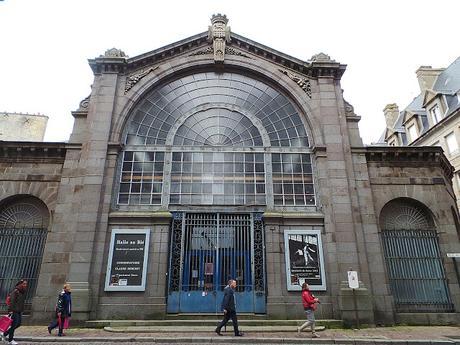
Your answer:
[15,336,460,344]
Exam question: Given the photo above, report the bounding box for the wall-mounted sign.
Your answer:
[347,271,359,289]
[284,229,326,291]
[105,229,150,291]
[447,253,460,258]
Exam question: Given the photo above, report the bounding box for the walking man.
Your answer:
[1,279,27,345]
[215,279,243,336]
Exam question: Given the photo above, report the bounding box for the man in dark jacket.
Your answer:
[215,279,243,336]
[47,283,72,336]
[2,279,27,345]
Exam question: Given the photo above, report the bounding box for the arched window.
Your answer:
[117,71,315,208]
[379,198,453,312]
[0,196,49,311]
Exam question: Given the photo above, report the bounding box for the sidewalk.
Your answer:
[11,325,460,344]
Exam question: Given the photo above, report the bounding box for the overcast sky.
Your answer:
[1,0,459,144]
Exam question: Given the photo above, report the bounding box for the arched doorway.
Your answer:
[0,196,49,311]
[379,198,453,312]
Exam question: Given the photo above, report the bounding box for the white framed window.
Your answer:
[445,132,458,154]
[407,124,418,142]
[430,104,442,125]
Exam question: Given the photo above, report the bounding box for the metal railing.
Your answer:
[381,229,453,312]
[0,227,48,312]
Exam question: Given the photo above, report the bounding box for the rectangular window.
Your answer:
[169,152,266,206]
[430,104,442,125]
[407,124,418,142]
[272,153,315,206]
[446,132,458,154]
[118,151,164,205]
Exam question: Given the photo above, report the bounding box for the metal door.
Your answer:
[167,212,265,313]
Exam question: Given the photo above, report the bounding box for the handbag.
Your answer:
[0,314,12,333]
[64,317,70,329]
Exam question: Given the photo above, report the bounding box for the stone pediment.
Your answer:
[88,15,346,81]
[422,89,438,107]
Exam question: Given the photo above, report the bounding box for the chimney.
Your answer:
[415,66,444,93]
[383,103,399,128]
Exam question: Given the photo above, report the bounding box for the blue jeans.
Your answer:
[3,312,21,342]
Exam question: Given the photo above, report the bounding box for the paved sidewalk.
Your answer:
[9,325,460,344]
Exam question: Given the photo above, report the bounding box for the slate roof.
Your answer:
[377,57,460,145]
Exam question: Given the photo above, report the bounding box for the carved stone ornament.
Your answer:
[78,95,91,110]
[125,67,158,94]
[207,14,231,63]
[190,46,249,59]
[101,48,127,58]
[344,99,354,114]
[310,52,335,63]
[279,69,312,97]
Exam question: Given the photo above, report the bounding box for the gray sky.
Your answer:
[1,0,459,144]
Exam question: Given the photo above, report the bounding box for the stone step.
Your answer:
[104,325,327,333]
[86,319,342,329]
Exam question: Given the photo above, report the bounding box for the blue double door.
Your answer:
[167,213,265,313]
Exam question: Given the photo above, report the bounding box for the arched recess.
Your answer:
[115,67,318,209]
[0,195,50,312]
[112,61,321,147]
[379,198,453,312]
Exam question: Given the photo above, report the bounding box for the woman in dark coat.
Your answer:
[1,279,27,345]
[47,283,72,336]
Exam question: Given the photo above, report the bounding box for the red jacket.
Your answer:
[301,289,316,309]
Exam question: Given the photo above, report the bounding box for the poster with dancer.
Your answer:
[284,229,326,291]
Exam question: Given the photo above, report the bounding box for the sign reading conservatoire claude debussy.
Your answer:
[105,229,150,291]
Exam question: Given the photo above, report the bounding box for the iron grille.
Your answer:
[0,227,48,312]
[381,229,453,312]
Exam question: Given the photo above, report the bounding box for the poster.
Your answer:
[105,229,150,291]
[284,229,326,291]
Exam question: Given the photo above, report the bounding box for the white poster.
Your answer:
[284,229,326,291]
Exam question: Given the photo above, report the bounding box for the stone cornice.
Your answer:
[365,146,454,180]
[88,31,346,80]
[0,142,81,163]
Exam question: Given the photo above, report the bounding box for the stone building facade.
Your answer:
[0,16,459,325]
[0,112,48,141]
[381,58,460,210]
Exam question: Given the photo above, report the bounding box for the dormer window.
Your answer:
[430,104,442,125]
[407,124,418,142]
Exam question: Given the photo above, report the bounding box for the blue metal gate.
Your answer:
[167,212,266,313]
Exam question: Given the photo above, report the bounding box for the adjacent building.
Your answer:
[0,112,48,141]
[0,16,459,326]
[381,58,460,210]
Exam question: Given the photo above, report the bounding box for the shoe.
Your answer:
[235,332,244,336]
[57,333,65,337]
[312,332,320,338]
[8,341,18,345]
[215,329,223,336]
[47,326,52,335]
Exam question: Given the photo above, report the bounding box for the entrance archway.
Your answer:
[0,196,49,311]
[379,198,453,312]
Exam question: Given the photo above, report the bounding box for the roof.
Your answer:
[379,57,460,145]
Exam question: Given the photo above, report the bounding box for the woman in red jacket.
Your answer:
[297,282,320,338]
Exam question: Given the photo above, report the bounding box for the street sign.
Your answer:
[347,271,359,289]
[447,253,460,258]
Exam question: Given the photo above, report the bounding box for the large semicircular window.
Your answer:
[125,72,309,147]
[173,108,263,147]
[118,71,315,207]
